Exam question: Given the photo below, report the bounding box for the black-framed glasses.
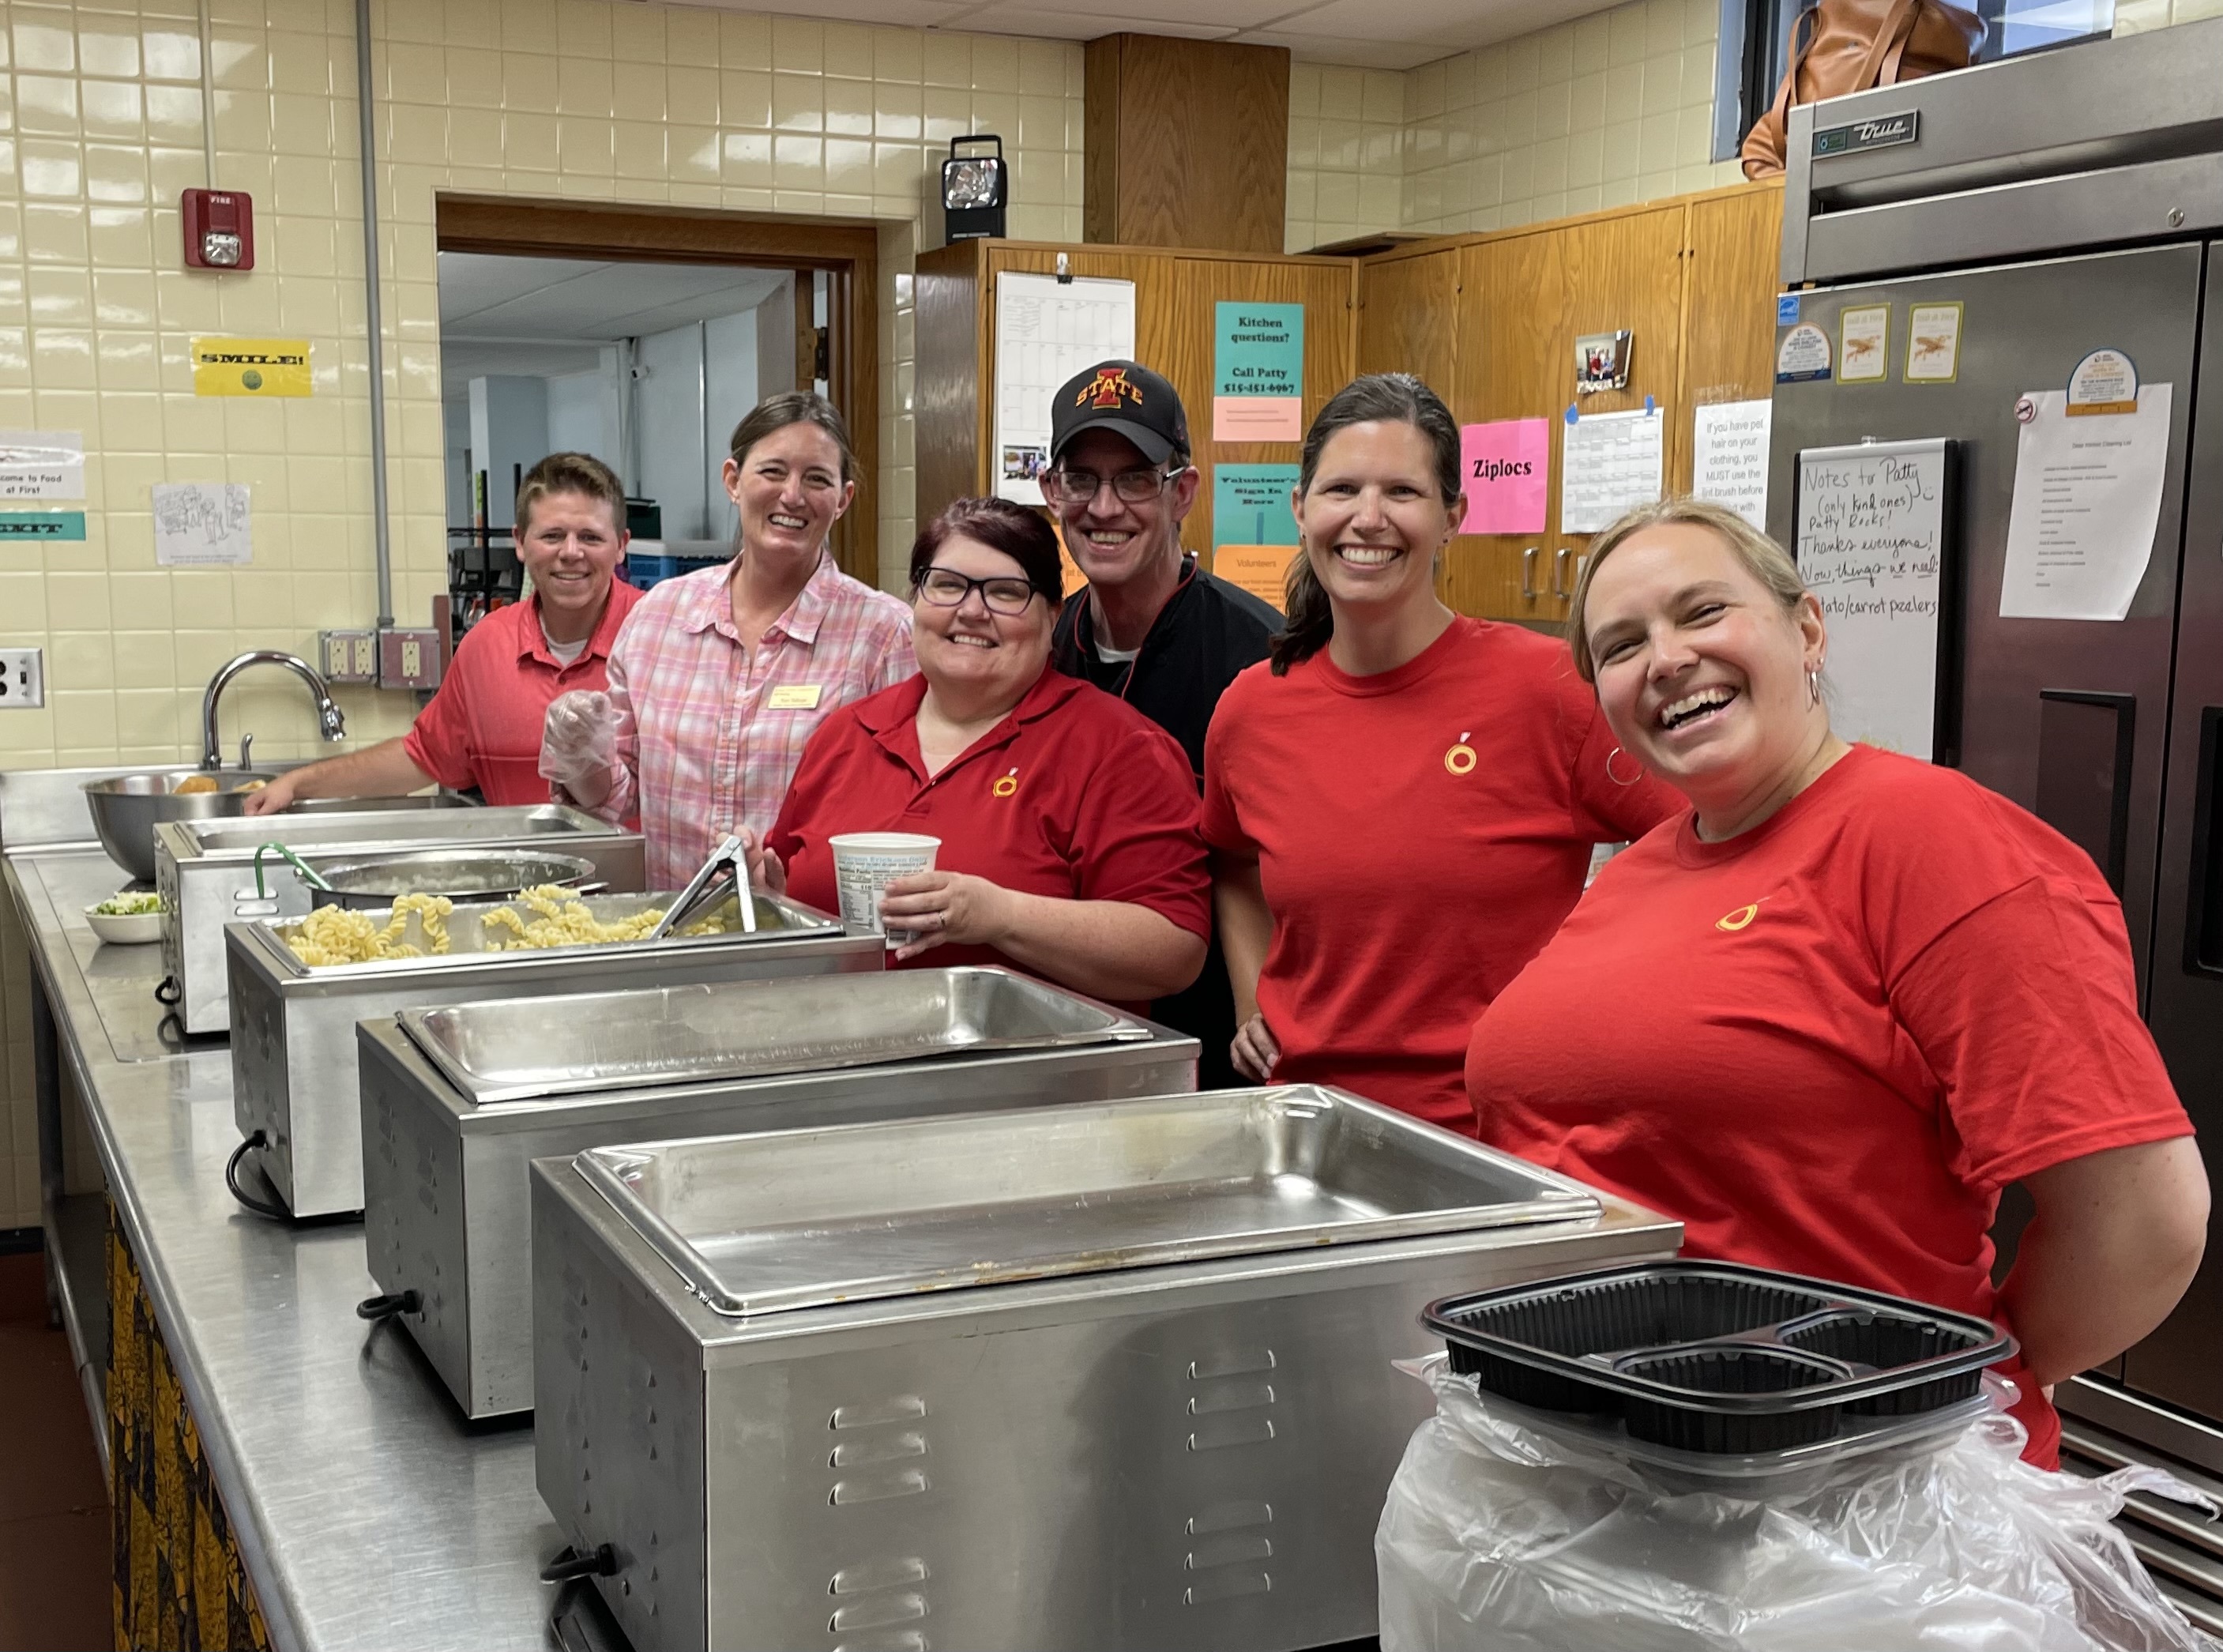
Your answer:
[1040,464,1188,506]
[915,566,1038,615]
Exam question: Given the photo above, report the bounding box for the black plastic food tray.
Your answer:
[1424,1261,2015,1455]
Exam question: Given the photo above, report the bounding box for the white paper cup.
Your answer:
[828,832,940,947]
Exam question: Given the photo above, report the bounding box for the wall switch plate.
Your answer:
[0,648,43,708]
[378,627,443,691]
[318,629,378,684]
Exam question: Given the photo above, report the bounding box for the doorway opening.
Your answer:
[433,197,879,630]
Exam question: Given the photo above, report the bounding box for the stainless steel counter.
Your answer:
[8,846,559,1652]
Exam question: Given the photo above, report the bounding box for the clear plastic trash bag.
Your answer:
[1377,1355,2220,1652]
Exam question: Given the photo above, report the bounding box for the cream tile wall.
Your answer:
[1281,62,1406,255]
[2114,0,2223,30]
[1398,0,1743,236]
[0,0,1084,1229]
[1285,0,1740,252]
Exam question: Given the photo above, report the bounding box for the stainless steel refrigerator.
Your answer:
[1774,18,2223,1619]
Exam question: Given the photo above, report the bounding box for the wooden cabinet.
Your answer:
[915,238,1357,558]
[1356,180,1783,627]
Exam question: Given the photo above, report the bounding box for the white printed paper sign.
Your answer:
[0,431,85,500]
[153,483,253,566]
[2000,386,2172,621]
[1691,400,1773,529]
[1560,407,1664,533]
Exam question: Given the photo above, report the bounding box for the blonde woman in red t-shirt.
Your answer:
[1466,496,2208,1467]
[1203,375,1677,1131]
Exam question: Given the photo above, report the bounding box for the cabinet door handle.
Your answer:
[1521,548,1538,601]
[1552,547,1571,599]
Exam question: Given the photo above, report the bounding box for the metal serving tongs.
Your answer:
[647,832,758,941]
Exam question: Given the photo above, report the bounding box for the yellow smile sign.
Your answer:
[191,337,313,397]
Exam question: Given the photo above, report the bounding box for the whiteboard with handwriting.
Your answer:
[1794,438,1951,761]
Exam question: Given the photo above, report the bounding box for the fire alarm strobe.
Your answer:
[182,189,254,270]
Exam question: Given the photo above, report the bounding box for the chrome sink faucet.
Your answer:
[200,650,347,770]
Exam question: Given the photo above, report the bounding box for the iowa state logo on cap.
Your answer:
[1079,367,1142,410]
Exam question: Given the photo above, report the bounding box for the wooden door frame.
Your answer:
[434,195,879,585]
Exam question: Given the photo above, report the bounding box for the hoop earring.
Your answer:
[1605,747,1642,787]
[1807,668,1820,708]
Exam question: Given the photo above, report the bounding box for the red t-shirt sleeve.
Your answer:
[1884,872,2191,1191]
[1069,724,1211,938]
[401,672,476,790]
[1200,677,1256,856]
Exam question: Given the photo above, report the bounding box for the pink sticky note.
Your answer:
[1213,397,1304,443]
[1459,418,1550,534]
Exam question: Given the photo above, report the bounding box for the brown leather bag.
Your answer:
[1740,0,1985,179]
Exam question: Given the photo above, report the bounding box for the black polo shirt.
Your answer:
[1051,557,1281,1087]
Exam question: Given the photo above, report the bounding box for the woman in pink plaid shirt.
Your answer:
[540,393,916,890]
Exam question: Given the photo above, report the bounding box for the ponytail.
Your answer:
[1269,554,1333,675]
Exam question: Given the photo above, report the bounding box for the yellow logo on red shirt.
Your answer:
[1716,903,1761,932]
[1444,730,1477,776]
[991,766,1019,798]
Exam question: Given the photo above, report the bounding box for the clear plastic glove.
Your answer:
[539,690,615,789]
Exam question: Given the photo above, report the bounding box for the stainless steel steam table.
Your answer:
[7,845,564,1652]
[6,837,1681,1652]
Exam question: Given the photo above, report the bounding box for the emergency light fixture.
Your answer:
[940,135,1008,242]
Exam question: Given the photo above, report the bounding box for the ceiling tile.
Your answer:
[1227,28,1448,66]
[972,0,1299,21]
[948,4,1240,36]
[668,0,1620,67]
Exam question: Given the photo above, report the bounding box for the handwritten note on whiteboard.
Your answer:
[1561,407,1664,533]
[1691,400,1773,529]
[1795,438,1950,761]
[152,482,252,566]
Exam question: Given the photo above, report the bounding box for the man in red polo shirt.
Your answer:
[246,452,642,812]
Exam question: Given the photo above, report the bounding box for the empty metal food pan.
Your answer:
[357,974,1196,1418]
[228,891,872,1221]
[1424,1261,2014,1454]
[577,1085,1604,1317]
[395,964,1159,1105]
[532,1088,1677,1652]
[307,850,599,906]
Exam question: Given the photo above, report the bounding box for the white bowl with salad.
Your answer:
[86,891,164,945]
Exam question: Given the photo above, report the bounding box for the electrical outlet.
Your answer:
[0,648,43,709]
[318,628,378,685]
[377,627,443,691]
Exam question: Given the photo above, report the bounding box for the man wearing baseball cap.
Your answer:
[1041,359,1281,1087]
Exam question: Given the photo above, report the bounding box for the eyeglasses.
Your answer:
[1040,464,1188,506]
[915,566,1039,615]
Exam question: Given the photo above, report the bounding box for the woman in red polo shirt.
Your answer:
[1467,497,2209,1467]
[1203,374,1677,1130]
[757,497,1208,1005]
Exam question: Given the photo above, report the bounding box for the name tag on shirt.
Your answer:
[767,683,822,709]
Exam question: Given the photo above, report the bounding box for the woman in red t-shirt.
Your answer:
[1203,375,1676,1131]
[1466,496,2209,1466]
[756,497,1209,1005]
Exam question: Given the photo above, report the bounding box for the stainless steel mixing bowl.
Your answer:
[82,771,281,883]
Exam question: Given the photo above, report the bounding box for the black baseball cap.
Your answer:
[1049,360,1190,467]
